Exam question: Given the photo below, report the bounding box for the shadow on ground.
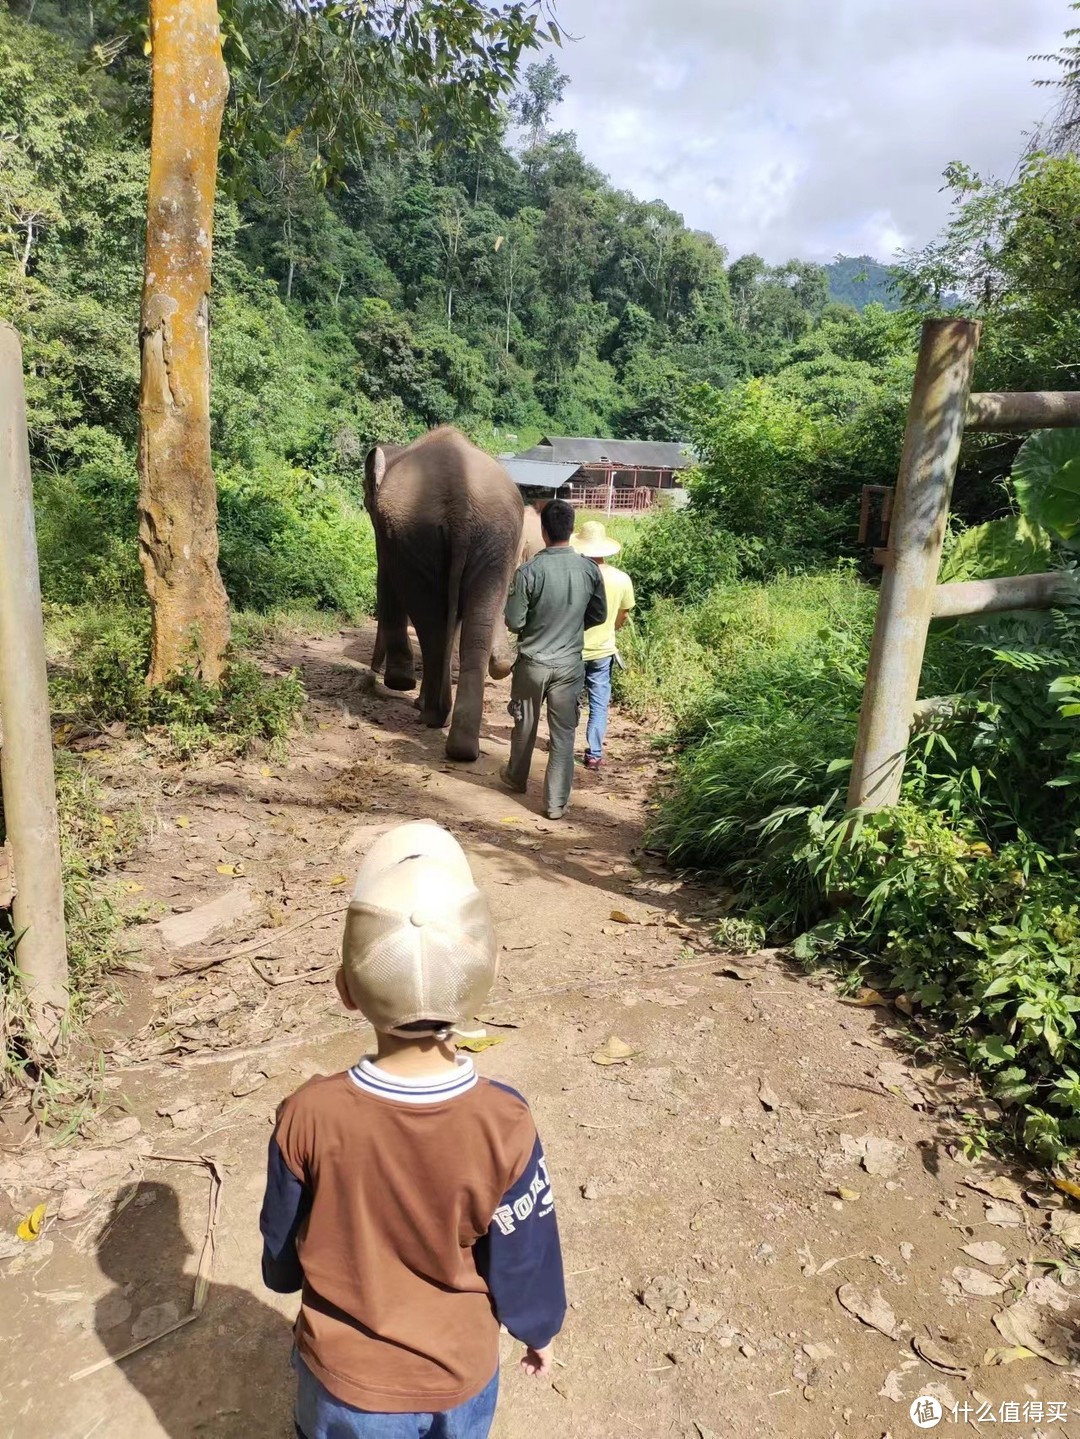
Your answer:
[94,1182,295,1439]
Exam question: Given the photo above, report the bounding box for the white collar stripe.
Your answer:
[347,1057,478,1105]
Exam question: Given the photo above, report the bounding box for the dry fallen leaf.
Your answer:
[757,1078,782,1112]
[1025,1274,1071,1312]
[1049,1208,1080,1248]
[329,874,349,887]
[457,1035,504,1054]
[951,1265,1007,1298]
[961,1241,1008,1268]
[121,881,144,895]
[836,1283,899,1339]
[640,1276,688,1314]
[964,1174,1026,1205]
[175,815,191,829]
[982,1344,1037,1367]
[609,910,634,924]
[912,1335,969,1377]
[992,1299,1071,1366]
[16,1203,47,1243]
[879,1368,906,1402]
[216,862,244,876]
[591,1035,638,1066]
[984,1200,1024,1228]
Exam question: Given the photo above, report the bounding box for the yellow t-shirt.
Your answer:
[583,563,635,662]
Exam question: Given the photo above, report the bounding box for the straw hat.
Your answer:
[341,821,498,1036]
[571,519,622,558]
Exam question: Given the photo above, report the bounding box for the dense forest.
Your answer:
[824,256,899,311]
[0,1,921,618]
[5,0,1080,1159]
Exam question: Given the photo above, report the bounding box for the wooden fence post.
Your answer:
[0,323,68,1046]
[847,318,982,811]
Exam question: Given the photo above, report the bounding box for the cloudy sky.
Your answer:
[548,0,1071,264]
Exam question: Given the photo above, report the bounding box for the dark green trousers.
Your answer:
[505,655,584,813]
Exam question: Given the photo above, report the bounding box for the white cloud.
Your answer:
[548,0,1071,262]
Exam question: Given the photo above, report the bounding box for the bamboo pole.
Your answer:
[847,319,982,811]
[931,571,1078,619]
[966,391,1080,431]
[0,323,68,1045]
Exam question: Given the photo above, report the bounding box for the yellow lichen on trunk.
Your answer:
[138,0,231,685]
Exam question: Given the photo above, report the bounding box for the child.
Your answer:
[260,820,566,1439]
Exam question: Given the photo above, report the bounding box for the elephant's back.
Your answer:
[382,432,523,535]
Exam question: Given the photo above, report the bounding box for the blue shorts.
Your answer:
[293,1350,500,1439]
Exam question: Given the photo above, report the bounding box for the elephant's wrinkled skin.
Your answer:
[519,504,544,566]
[364,427,525,762]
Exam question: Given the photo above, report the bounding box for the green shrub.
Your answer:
[792,803,1080,1161]
[621,509,738,610]
[618,566,873,735]
[35,426,142,606]
[217,462,377,616]
[53,753,142,995]
[49,605,306,758]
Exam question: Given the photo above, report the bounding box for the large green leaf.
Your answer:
[938,515,1053,584]
[1013,429,1080,546]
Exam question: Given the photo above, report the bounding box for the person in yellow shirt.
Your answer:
[570,520,635,771]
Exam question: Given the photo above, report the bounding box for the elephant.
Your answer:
[519,503,544,566]
[364,427,525,762]
[368,451,542,677]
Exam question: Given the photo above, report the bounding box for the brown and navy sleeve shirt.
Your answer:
[259,1056,565,1415]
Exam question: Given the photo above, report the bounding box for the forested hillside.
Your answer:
[0,1,913,617]
[825,255,899,310]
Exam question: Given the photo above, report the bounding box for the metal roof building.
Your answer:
[497,457,581,491]
[516,437,692,470]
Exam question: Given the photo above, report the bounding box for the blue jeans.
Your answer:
[293,1351,499,1439]
[584,656,614,761]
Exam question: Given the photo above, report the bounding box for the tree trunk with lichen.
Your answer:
[138,0,230,686]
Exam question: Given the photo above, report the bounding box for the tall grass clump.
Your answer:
[617,564,873,738]
[48,605,306,759]
[646,568,874,914]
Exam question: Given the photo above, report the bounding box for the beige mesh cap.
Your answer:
[342,822,498,1035]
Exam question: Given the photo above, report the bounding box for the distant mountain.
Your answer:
[825,255,901,311]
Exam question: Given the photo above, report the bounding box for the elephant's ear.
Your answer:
[365,445,388,495]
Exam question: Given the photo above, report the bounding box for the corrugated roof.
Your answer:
[498,457,582,490]
[517,437,692,470]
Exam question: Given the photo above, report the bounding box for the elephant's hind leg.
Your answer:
[415,616,453,730]
[379,572,415,692]
[446,574,502,762]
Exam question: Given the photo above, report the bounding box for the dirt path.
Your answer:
[3,623,1080,1438]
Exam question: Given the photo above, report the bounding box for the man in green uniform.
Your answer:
[501,500,607,820]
